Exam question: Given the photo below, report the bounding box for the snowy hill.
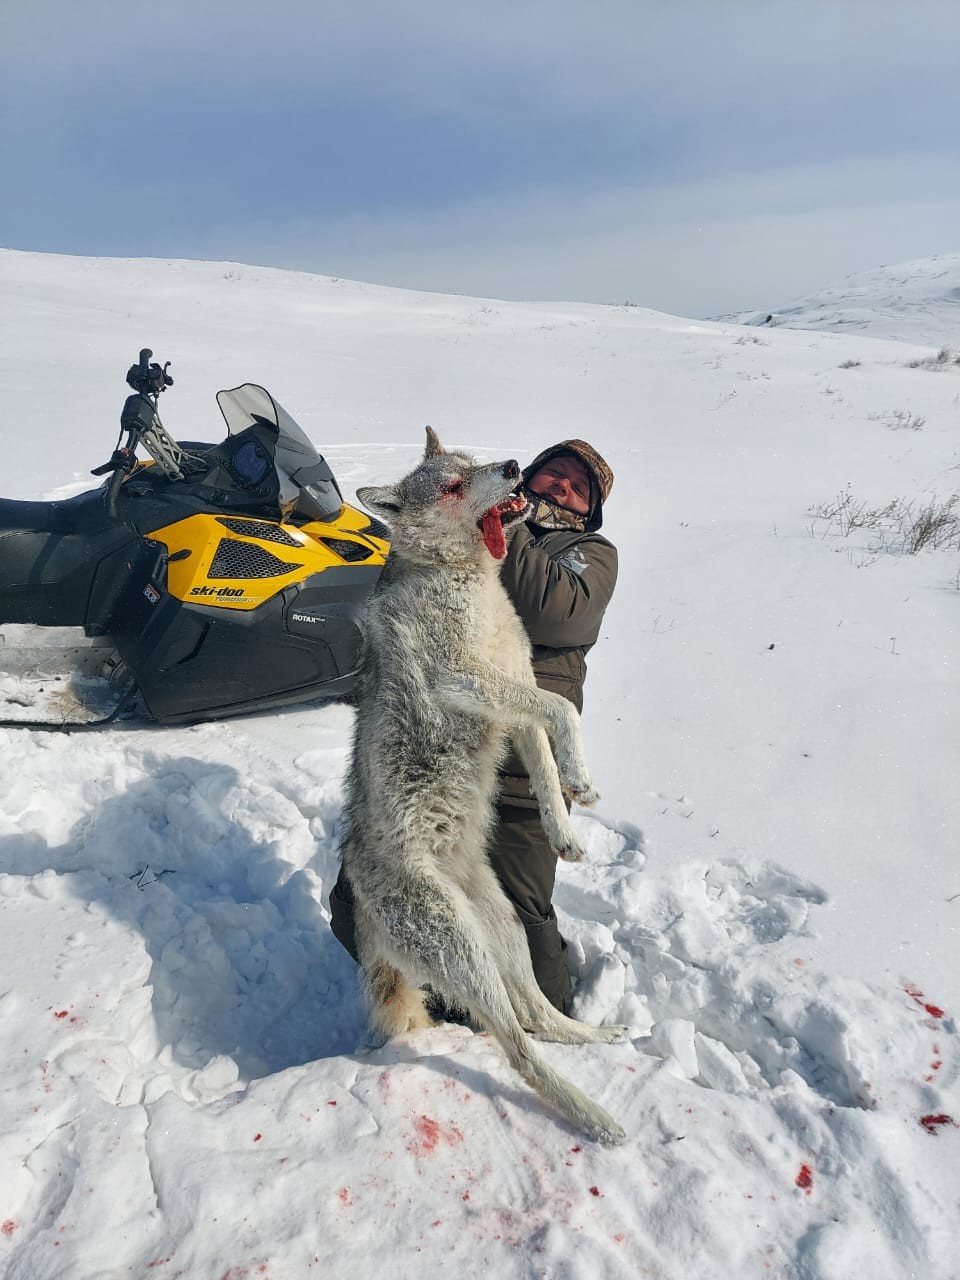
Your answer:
[719,252,960,345]
[0,249,958,1279]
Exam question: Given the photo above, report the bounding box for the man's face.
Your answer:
[526,454,592,515]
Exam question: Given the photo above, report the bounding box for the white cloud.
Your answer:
[6,0,960,124]
[3,1,959,314]
[197,153,960,315]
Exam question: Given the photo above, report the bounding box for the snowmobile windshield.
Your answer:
[215,384,343,521]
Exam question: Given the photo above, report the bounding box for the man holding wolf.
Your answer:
[329,437,617,1013]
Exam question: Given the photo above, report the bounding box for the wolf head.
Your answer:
[357,427,529,565]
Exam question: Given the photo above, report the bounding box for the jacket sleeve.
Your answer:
[501,524,618,648]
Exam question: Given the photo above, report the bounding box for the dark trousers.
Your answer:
[328,801,571,1012]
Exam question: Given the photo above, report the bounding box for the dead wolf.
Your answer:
[338,427,626,1145]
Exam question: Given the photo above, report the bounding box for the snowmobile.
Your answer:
[0,349,390,729]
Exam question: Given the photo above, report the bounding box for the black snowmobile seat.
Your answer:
[0,488,111,536]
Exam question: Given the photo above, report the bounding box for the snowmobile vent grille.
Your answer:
[208,537,304,579]
[216,518,301,547]
[320,537,374,563]
[360,517,390,541]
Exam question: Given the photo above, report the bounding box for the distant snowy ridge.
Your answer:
[715,252,960,346]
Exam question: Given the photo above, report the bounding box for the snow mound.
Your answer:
[1,729,956,1280]
[718,252,960,345]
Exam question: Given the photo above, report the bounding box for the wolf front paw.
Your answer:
[543,820,586,861]
[558,844,586,863]
[553,747,598,807]
[554,833,586,862]
[559,767,599,807]
[541,806,587,861]
[564,781,599,807]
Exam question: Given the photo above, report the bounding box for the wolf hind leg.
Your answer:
[467,875,629,1047]
[522,1001,631,1046]
[495,947,630,1046]
[497,949,631,1046]
[362,957,433,1039]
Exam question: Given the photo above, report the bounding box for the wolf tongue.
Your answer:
[480,509,507,560]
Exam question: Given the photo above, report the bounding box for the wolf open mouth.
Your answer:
[478,494,528,560]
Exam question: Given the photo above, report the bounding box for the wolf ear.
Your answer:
[356,484,401,521]
[424,425,444,458]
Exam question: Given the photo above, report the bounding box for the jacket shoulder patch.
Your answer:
[557,547,588,576]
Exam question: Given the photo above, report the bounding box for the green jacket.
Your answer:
[498,519,618,808]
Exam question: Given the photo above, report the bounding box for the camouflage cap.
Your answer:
[524,439,614,504]
[522,439,614,531]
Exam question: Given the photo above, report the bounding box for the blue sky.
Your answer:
[2,0,959,315]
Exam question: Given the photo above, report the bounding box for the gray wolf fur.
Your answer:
[338,428,626,1146]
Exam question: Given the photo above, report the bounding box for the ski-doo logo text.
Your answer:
[190,586,245,598]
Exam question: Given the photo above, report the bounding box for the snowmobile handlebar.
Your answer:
[91,349,176,515]
[97,441,139,517]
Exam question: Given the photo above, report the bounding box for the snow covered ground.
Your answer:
[720,251,960,346]
[1,249,958,1279]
